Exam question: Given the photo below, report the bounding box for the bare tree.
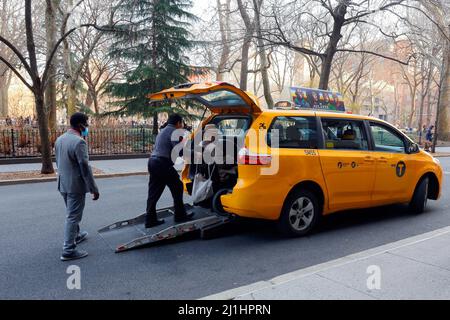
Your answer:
[237,0,258,91]
[329,26,377,110]
[399,54,423,128]
[45,0,60,129]
[264,0,413,90]
[217,0,232,81]
[268,47,295,93]
[81,40,123,115]
[60,0,115,118]
[0,0,115,173]
[0,0,24,117]
[253,0,274,108]
[426,1,450,149]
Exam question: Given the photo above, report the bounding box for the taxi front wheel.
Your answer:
[278,189,321,237]
[409,177,429,214]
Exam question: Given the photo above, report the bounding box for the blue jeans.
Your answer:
[61,193,86,255]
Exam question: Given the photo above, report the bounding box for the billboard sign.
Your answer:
[290,87,345,112]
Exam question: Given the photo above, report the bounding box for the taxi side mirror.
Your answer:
[407,142,420,154]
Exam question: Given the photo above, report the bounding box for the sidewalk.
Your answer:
[0,158,185,174]
[203,226,450,300]
[433,147,450,157]
[0,158,186,185]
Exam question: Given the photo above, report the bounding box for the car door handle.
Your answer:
[378,157,388,163]
[364,156,375,163]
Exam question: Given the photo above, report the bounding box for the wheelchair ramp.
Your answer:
[98,205,231,253]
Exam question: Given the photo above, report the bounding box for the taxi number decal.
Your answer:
[304,150,317,156]
[337,162,358,169]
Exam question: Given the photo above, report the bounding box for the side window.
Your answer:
[268,116,318,149]
[370,122,406,153]
[321,119,369,151]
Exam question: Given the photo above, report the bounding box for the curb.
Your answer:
[432,153,450,158]
[0,172,148,186]
[0,154,150,165]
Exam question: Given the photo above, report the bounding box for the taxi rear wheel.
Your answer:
[212,189,233,217]
[278,189,320,237]
[409,177,429,214]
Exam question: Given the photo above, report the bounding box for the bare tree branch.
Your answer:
[0,55,33,91]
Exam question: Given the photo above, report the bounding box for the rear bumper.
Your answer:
[220,178,286,220]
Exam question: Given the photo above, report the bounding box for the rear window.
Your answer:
[209,116,251,137]
[268,116,318,149]
[199,90,246,108]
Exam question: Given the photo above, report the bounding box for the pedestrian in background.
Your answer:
[419,125,427,145]
[424,125,435,152]
[55,112,100,261]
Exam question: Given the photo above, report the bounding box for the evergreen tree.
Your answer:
[107,0,197,135]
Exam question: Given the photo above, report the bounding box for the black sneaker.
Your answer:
[174,212,195,223]
[60,250,88,262]
[145,218,165,229]
[75,231,88,245]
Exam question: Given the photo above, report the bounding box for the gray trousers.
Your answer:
[61,193,86,255]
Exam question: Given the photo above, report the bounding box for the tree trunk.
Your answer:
[254,0,273,109]
[407,86,417,129]
[259,52,273,108]
[237,0,255,92]
[67,81,77,116]
[151,2,160,137]
[418,92,426,145]
[0,0,10,117]
[85,87,94,111]
[93,89,99,115]
[35,92,54,173]
[240,35,252,91]
[0,71,10,117]
[45,0,58,130]
[418,62,433,145]
[62,0,75,120]
[153,113,158,136]
[318,3,347,90]
[217,0,231,81]
[25,0,54,174]
[426,90,432,126]
[319,54,334,90]
[437,35,450,139]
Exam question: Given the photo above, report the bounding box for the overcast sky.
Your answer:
[192,0,214,20]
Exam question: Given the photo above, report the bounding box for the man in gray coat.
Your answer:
[56,113,100,261]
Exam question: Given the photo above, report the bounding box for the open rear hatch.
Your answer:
[147,82,262,114]
[148,82,261,209]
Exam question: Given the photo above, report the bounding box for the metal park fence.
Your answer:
[0,127,155,159]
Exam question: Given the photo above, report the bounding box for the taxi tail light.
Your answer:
[238,147,272,165]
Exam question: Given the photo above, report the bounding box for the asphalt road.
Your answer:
[0,158,449,299]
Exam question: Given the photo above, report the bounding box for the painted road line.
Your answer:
[200,226,450,300]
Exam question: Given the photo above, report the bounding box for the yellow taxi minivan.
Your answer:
[149,82,443,236]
